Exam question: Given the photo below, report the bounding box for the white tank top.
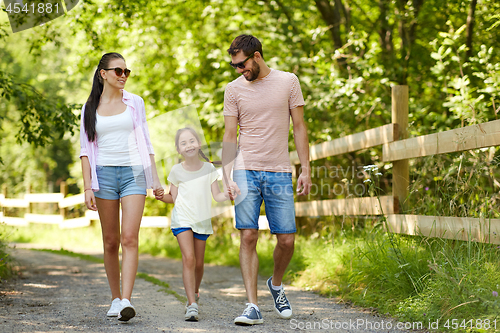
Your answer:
[96,106,142,166]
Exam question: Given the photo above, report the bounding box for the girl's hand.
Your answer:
[225,180,240,200]
[153,181,164,199]
[84,190,97,211]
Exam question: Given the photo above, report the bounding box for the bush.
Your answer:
[0,224,13,280]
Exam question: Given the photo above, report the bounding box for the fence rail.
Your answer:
[2,85,500,244]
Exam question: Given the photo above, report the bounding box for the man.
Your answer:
[222,34,312,326]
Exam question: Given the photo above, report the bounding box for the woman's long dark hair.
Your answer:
[84,52,125,142]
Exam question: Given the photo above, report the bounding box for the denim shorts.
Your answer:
[233,170,296,234]
[171,228,210,241]
[94,165,147,200]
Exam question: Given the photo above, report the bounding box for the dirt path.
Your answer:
[0,246,421,332]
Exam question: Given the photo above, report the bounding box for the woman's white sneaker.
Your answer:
[106,298,121,317]
[117,299,136,321]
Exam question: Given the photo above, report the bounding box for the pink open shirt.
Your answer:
[79,89,155,192]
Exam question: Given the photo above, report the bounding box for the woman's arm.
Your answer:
[81,156,97,211]
[149,154,164,199]
[211,180,229,202]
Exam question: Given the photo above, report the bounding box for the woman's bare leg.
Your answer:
[96,198,121,300]
[120,194,145,300]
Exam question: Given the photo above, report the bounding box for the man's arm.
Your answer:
[222,116,240,198]
[290,106,312,196]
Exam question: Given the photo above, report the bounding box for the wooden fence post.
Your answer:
[2,184,6,218]
[392,85,409,212]
[60,181,68,220]
[27,183,32,214]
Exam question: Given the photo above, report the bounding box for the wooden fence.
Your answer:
[2,85,500,244]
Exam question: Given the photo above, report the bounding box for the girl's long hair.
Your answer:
[84,52,125,142]
[175,127,222,166]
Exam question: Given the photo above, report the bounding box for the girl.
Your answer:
[80,52,164,321]
[157,127,231,321]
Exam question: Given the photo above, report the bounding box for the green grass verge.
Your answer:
[35,248,104,263]
[136,272,186,304]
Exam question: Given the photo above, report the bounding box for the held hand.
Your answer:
[84,190,98,211]
[225,179,241,200]
[153,181,164,200]
[296,172,312,196]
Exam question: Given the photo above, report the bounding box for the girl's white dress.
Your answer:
[168,162,219,235]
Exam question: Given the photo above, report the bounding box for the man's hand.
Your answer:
[225,178,241,200]
[296,171,312,196]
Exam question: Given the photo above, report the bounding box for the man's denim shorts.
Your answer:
[171,227,210,241]
[233,170,296,234]
[94,165,147,200]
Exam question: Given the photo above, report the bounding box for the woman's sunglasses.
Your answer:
[229,53,255,69]
[103,67,131,77]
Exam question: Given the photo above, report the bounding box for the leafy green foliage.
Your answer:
[0,224,13,280]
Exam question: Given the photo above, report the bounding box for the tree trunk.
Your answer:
[315,0,347,68]
[465,0,477,60]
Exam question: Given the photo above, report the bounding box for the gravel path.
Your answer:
[0,246,424,332]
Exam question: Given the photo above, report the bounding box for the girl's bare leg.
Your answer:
[176,231,197,305]
[193,238,206,295]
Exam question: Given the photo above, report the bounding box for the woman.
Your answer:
[80,52,163,321]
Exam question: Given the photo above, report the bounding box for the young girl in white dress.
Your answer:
[157,127,231,321]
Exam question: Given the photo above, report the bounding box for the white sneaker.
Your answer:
[185,293,200,309]
[106,298,121,317]
[185,303,199,321]
[117,299,136,322]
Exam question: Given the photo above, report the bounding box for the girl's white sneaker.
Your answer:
[185,303,199,321]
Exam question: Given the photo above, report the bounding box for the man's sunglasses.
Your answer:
[103,67,131,77]
[229,53,255,69]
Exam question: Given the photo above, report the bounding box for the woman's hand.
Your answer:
[153,180,164,200]
[84,190,98,211]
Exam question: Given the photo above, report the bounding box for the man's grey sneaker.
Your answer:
[185,303,199,322]
[106,298,121,317]
[267,277,292,319]
[234,303,264,326]
[117,299,136,322]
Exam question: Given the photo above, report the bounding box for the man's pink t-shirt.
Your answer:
[223,69,305,173]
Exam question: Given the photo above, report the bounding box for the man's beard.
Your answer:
[244,61,261,81]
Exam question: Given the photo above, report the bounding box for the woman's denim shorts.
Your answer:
[94,165,147,200]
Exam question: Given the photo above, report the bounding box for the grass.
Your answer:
[35,248,104,263]
[136,272,186,304]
